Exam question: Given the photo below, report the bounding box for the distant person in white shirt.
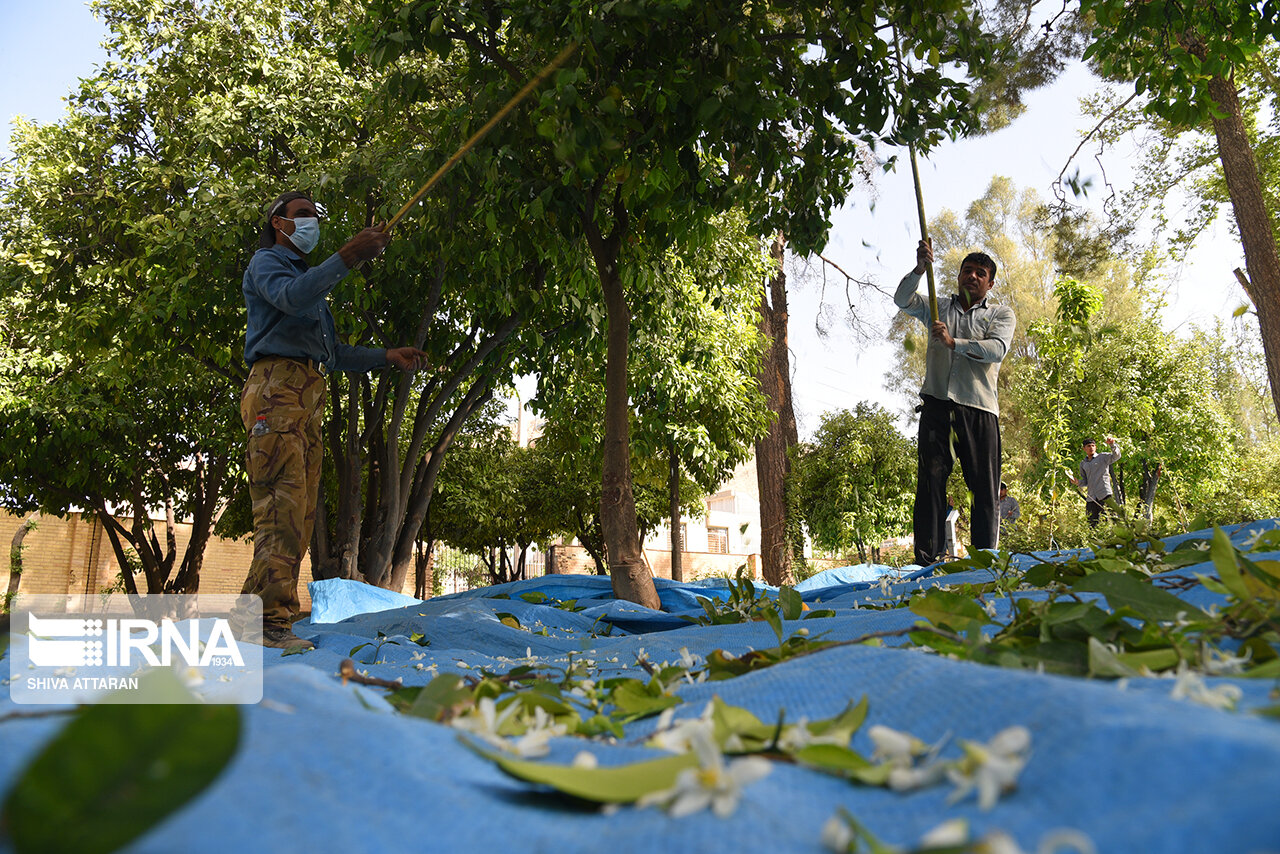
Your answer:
[1068,437,1123,527]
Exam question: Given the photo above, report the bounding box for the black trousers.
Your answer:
[1085,496,1122,528]
[914,395,1001,565]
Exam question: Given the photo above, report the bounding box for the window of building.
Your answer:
[707,492,736,514]
[707,526,729,554]
[663,523,688,551]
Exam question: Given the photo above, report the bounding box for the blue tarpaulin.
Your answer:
[3,520,1279,853]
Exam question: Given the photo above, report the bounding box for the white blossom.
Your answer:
[920,818,970,848]
[509,706,568,757]
[867,724,929,766]
[975,830,1025,854]
[649,704,715,754]
[450,696,517,751]
[638,725,771,818]
[177,666,205,687]
[1240,527,1268,550]
[888,762,948,792]
[1200,648,1251,676]
[1031,829,1097,854]
[947,725,1032,810]
[1169,664,1243,710]
[820,815,855,853]
[967,827,1096,854]
[776,718,848,753]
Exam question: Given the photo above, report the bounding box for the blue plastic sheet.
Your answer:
[3,520,1279,854]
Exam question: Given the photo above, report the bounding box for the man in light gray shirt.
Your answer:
[896,241,1016,566]
[1069,437,1123,527]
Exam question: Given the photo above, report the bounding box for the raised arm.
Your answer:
[894,240,934,326]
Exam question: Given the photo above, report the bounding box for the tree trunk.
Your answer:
[7,512,39,607]
[311,377,362,581]
[582,191,660,609]
[414,539,434,599]
[668,440,682,582]
[574,509,609,576]
[755,233,799,586]
[167,453,228,594]
[310,304,519,592]
[380,318,521,591]
[1206,73,1280,421]
[1139,461,1161,522]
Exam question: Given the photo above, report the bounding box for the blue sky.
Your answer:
[0,0,1247,435]
[0,0,107,158]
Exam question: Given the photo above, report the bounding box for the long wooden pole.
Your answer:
[892,28,938,323]
[908,144,939,323]
[383,41,579,231]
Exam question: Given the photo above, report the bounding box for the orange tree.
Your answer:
[354,0,1003,605]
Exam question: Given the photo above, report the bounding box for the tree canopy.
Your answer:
[0,0,568,592]
[355,0,1009,605]
[791,404,916,565]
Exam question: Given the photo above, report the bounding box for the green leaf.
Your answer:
[509,690,576,718]
[778,586,804,621]
[803,609,837,620]
[709,696,776,750]
[1022,563,1062,587]
[792,744,890,785]
[1086,637,1140,678]
[1115,648,1180,673]
[762,605,783,642]
[909,588,991,632]
[805,696,868,746]
[577,713,626,739]
[406,673,473,722]
[495,612,524,630]
[610,680,680,720]
[476,746,698,803]
[1041,600,1102,626]
[1072,572,1206,622]
[1244,658,1280,679]
[1209,528,1252,602]
[3,670,240,854]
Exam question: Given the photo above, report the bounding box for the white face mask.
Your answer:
[280,216,320,254]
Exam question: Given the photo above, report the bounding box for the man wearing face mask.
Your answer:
[241,191,427,649]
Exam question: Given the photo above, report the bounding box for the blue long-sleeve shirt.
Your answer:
[242,244,387,372]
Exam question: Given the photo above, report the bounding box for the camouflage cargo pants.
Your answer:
[240,357,326,630]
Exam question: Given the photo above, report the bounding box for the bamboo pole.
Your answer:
[383,41,579,232]
[892,28,938,323]
[907,144,939,323]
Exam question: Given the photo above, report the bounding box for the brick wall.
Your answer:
[2,511,319,612]
[5,511,775,611]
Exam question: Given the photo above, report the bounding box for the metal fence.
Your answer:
[427,543,548,597]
